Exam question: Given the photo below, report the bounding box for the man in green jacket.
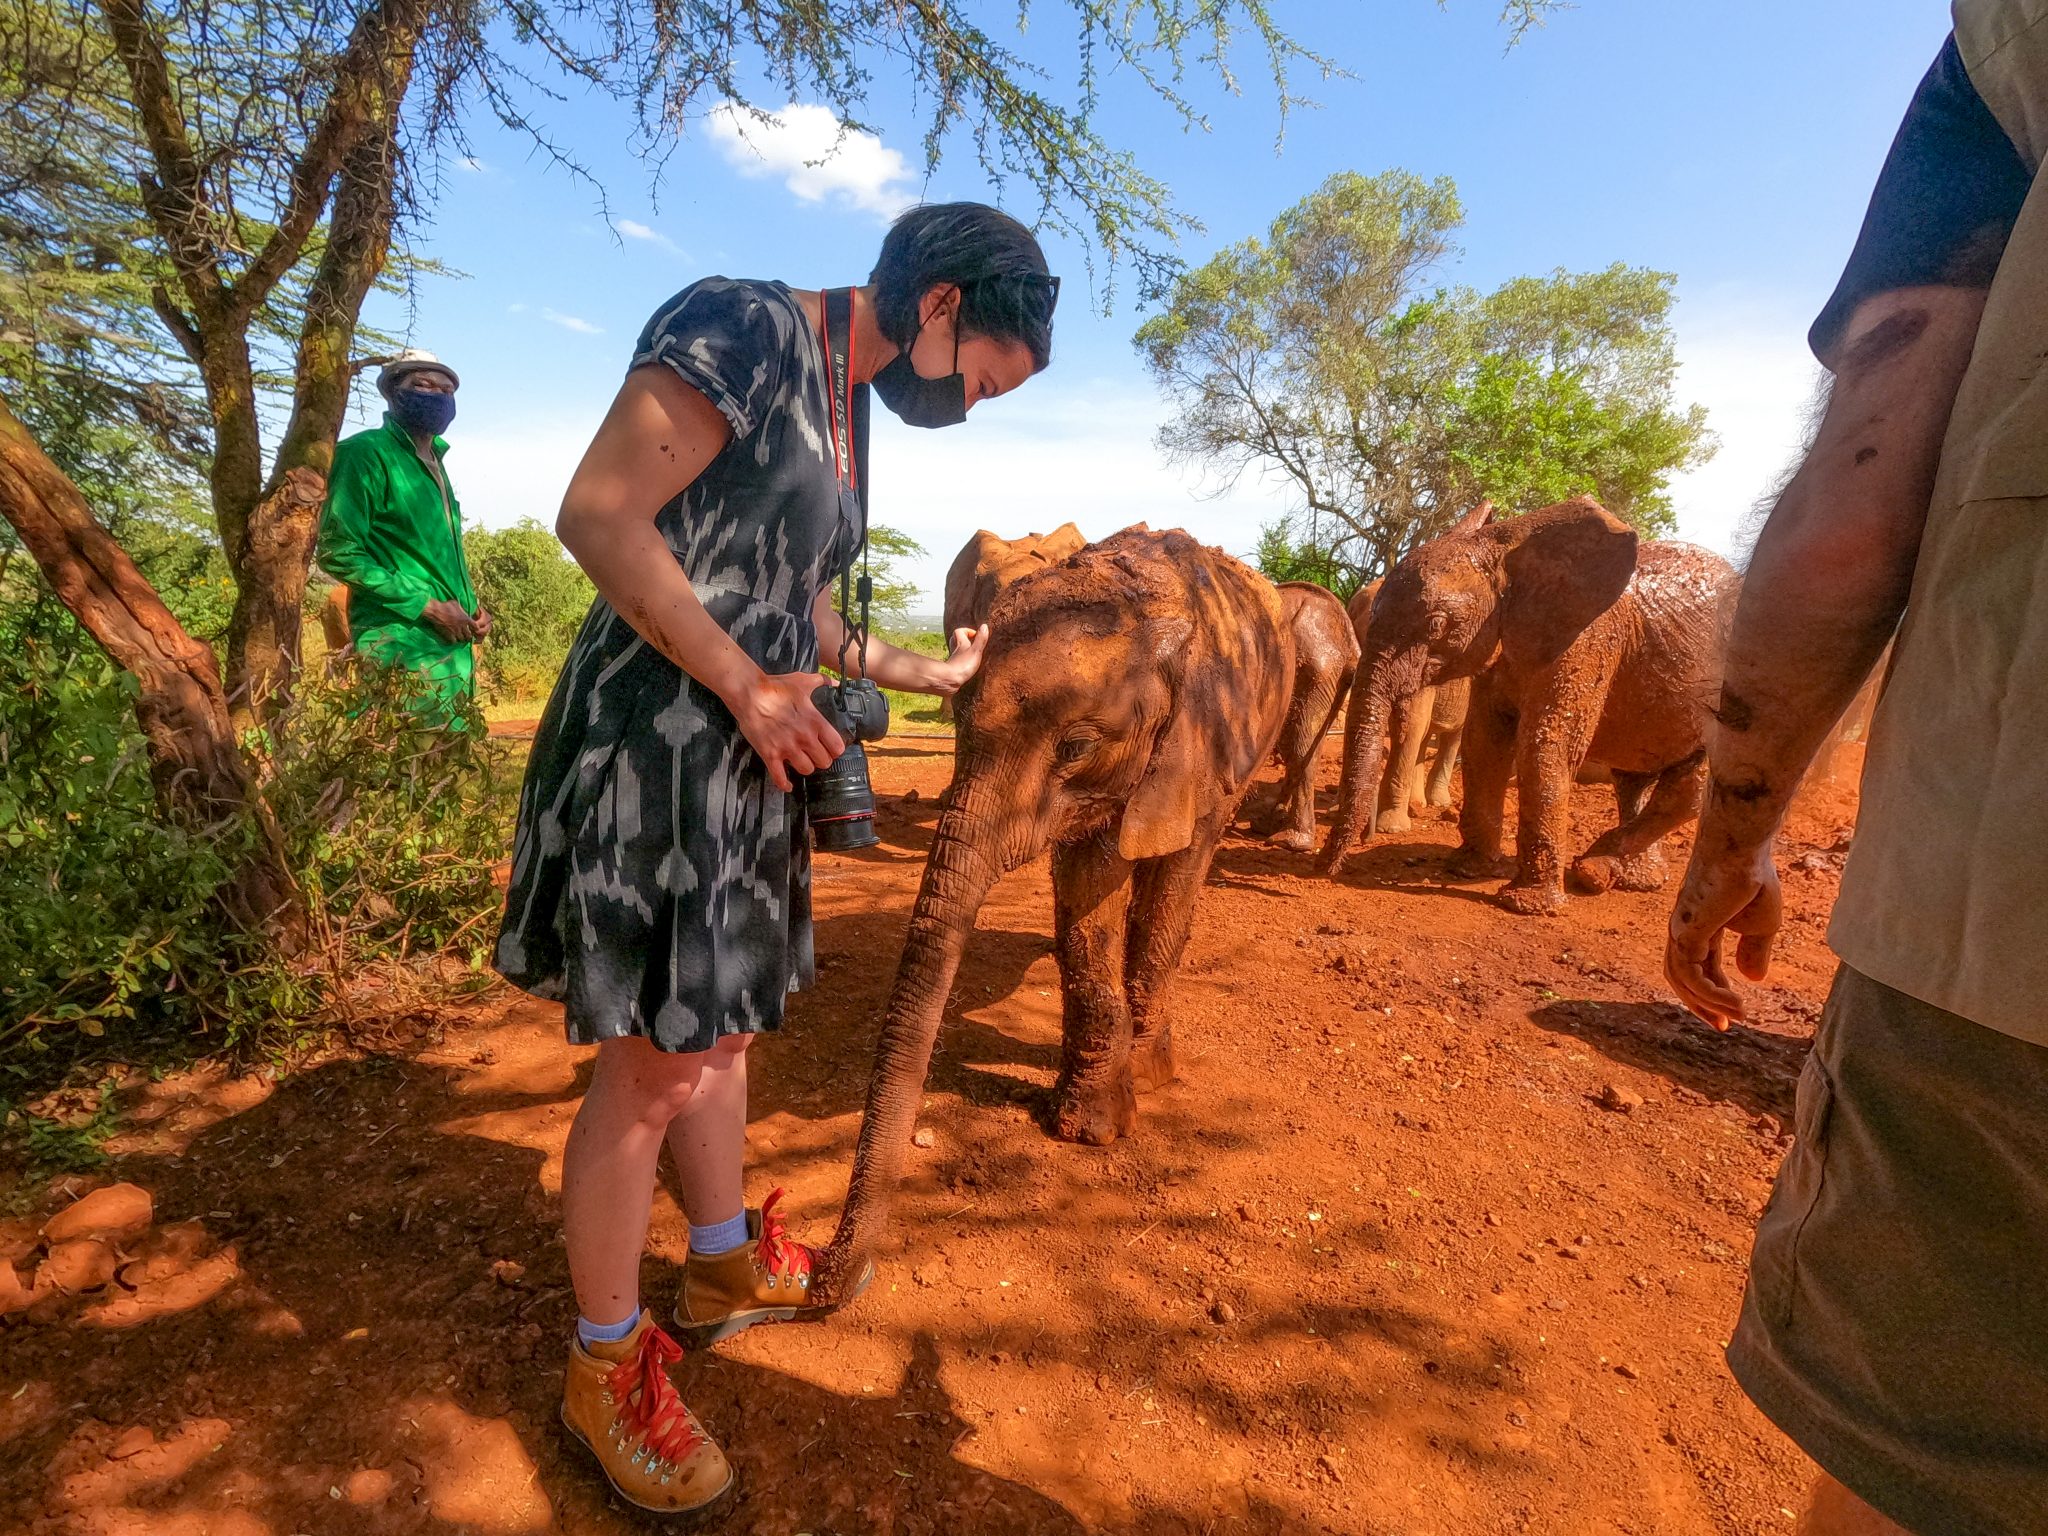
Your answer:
[316,350,489,717]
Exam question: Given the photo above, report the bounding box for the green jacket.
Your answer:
[316,413,478,711]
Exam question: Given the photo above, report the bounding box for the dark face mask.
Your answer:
[391,386,457,437]
[872,312,966,429]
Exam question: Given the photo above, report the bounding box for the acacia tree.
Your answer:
[1136,170,1715,588]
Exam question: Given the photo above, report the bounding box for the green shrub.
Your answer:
[464,519,594,704]
[0,622,283,1078]
[0,611,513,1094]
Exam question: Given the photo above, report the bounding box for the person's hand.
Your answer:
[1665,836,1783,1030]
[471,607,493,639]
[729,670,848,793]
[422,599,476,642]
[930,623,990,698]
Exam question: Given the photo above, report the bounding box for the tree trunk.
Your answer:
[0,396,306,949]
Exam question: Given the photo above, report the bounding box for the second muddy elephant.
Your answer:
[1246,581,1359,850]
[1319,497,1739,915]
[812,528,1293,1296]
[1347,578,1470,835]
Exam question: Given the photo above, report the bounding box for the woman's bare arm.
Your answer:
[811,592,988,697]
[555,367,845,792]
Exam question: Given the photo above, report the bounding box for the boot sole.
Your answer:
[560,1406,735,1519]
[672,1259,875,1350]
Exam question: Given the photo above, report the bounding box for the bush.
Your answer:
[0,620,293,1080]
[464,519,594,703]
[0,604,514,1097]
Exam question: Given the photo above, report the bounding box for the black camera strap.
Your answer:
[820,287,871,685]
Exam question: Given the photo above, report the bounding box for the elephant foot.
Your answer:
[1447,846,1513,882]
[1569,854,1619,894]
[1269,827,1314,853]
[1613,846,1670,893]
[1129,1028,1178,1094]
[1497,881,1568,917]
[1374,807,1413,835]
[1052,1073,1138,1147]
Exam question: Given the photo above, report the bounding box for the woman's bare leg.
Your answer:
[561,1034,744,1326]
[662,1035,751,1231]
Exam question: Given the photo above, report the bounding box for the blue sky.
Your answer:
[354,0,1948,611]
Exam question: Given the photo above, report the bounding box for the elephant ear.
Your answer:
[1118,709,1206,861]
[1118,612,1212,861]
[1449,498,1498,536]
[1497,498,1637,668]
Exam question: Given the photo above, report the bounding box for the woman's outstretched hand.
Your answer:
[729,670,848,792]
[930,624,990,698]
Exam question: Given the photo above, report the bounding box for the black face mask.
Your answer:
[872,311,967,429]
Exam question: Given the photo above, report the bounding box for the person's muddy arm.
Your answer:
[1666,286,1984,1025]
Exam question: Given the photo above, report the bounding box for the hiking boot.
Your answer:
[560,1311,733,1517]
[673,1188,871,1348]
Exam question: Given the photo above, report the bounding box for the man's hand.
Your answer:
[931,623,991,698]
[471,607,493,639]
[1666,836,1784,1030]
[728,670,850,793]
[422,598,477,642]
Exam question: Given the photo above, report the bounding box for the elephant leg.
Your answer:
[1451,679,1515,880]
[1050,832,1139,1147]
[1377,683,1434,834]
[1498,681,1604,916]
[1571,752,1708,894]
[1122,827,1223,1094]
[1271,678,1336,853]
[1423,721,1462,810]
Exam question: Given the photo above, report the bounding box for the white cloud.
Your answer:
[541,307,604,336]
[705,103,916,219]
[618,219,685,256]
[1665,287,1830,564]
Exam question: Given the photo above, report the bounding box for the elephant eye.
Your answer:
[1426,611,1449,641]
[1055,732,1096,766]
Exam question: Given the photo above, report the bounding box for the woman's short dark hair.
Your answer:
[870,202,1057,371]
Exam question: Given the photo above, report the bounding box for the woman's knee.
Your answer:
[596,1037,716,1120]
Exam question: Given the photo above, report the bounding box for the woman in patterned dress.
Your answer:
[494,204,1057,1513]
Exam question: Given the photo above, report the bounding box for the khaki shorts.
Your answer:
[1729,966,2048,1536]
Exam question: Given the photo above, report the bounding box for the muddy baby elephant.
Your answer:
[811,528,1294,1297]
[940,523,1090,638]
[1340,579,1470,835]
[1319,497,1738,915]
[1245,581,1360,851]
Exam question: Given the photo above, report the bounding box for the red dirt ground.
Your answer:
[1,742,1866,1536]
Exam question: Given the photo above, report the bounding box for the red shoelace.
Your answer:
[756,1187,813,1285]
[605,1324,703,1465]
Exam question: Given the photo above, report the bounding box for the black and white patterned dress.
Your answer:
[494,278,855,1053]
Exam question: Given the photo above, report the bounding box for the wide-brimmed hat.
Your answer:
[377,349,459,393]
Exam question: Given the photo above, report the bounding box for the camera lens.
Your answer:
[809,739,878,850]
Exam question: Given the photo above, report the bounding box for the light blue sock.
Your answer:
[576,1312,639,1349]
[689,1209,751,1258]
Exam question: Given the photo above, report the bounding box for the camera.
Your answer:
[807,678,891,851]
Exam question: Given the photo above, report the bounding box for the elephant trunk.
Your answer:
[1317,649,1422,877]
[811,771,1008,1299]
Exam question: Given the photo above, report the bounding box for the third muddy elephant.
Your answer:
[812,528,1293,1295]
[1347,578,1470,835]
[1319,497,1740,915]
